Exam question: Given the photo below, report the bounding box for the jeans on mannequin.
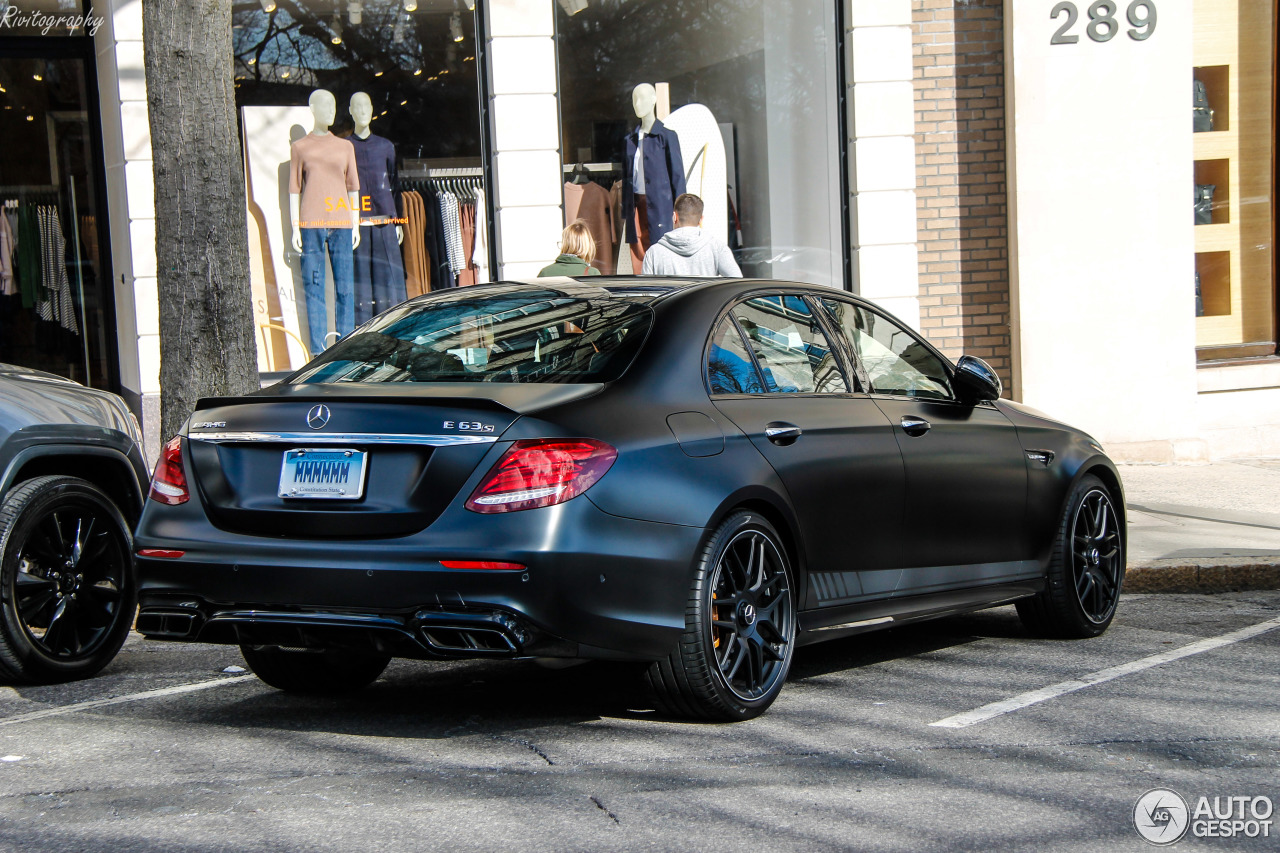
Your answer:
[300,227,355,355]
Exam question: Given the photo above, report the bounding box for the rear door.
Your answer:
[816,297,1032,596]
[707,294,906,608]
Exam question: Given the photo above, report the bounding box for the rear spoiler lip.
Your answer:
[193,382,606,417]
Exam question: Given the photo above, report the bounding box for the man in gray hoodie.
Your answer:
[641,193,742,277]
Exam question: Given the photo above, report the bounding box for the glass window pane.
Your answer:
[821,299,952,400]
[233,1,487,373]
[707,316,765,394]
[555,0,843,285]
[0,55,112,388]
[732,296,846,394]
[289,288,652,384]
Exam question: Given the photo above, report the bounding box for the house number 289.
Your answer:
[1050,0,1157,43]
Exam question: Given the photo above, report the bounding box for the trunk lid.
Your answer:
[183,386,596,538]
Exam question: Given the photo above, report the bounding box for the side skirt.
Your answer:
[795,580,1045,647]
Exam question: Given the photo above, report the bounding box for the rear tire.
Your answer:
[239,645,390,693]
[0,476,136,684]
[645,510,796,721]
[1017,474,1124,639]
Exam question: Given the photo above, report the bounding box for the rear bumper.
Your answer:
[135,496,704,660]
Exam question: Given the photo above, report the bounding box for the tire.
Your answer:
[239,644,390,693]
[1017,474,1125,639]
[0,475,137,684]
[645,510,796,721]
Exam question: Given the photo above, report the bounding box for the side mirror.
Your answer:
[954,355,1002,402]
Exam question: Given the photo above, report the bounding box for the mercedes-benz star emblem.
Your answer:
[306,404,331,430]
[739,603,757,627]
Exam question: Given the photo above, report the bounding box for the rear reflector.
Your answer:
[137,549,185,559]
[149,435,190,505]
[439,560,526,571]
[465,438,617,514]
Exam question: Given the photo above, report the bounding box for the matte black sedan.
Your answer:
[135,279,1126,720]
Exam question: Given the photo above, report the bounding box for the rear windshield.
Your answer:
[287,287,653,385]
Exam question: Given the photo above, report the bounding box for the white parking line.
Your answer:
[0,675,256,728]
[930,614,1280,729]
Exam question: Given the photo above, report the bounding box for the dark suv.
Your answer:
[0,364,149,683]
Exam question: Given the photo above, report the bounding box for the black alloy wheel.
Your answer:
[0,476,136,683]
[1017,474,1124,639]
[647,511,796,720]
[1072,488,1123,625]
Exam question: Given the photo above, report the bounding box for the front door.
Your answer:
[817,297,1032,597]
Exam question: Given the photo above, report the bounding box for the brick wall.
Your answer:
[911,0,1012,394]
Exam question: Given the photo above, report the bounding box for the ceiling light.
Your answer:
[258,0,276,11]
[413,69,422,76]
[281,70,291,78]
[32,74,43,81]
[26,115,34,121]
[400,100,407,106]
[374,70,384,77]
[557,0,588,15]
[466,0,475,8]
[247,57,256,65]
[330,13,343,44]
[403,0,417,10]
[449,11,464,42]
[348,1,362,24]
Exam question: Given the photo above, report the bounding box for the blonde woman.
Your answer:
[538,220,601,277]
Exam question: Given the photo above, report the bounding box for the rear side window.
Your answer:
[288,288,652,384]
[708,318,766,394]
[728,296,847,394]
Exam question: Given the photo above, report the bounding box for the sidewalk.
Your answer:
[1119,459,1280,592]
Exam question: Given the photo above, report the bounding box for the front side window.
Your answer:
[288,288,651,384]
[821,299,953,400]
[729,296,847,394]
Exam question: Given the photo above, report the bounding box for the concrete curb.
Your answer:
[1125,558,1280,594]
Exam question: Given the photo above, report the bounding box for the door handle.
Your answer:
[900,416,931,437]
[764,422,802,445]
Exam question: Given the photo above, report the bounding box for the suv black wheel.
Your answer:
[240,644,391,693]
[1017,473,1124,639]
[646,510,796,721]
[0,476,136,683]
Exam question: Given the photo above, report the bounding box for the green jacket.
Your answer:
[537,254,600,277]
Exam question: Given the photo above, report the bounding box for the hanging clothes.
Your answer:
[401,190,428,298]
[35,206,78,335]
[472,187,490,285]
[564,181,585,225]
[457,201,477,288]
[0,210,15,297]
[577,182,615,275]
[16,204,42,309]
[439,191,465,278]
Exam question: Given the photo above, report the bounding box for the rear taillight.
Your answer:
[465,439,617,514]
[149,436,190,505]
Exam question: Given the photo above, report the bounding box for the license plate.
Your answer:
[278,449,368,499]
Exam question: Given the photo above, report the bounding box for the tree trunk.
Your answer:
[142,0,258,441]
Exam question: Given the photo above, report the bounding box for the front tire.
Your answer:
[0,476,137,683]
[646,511,796,721]
[1017,474,1124,639]
[239,644,390,694]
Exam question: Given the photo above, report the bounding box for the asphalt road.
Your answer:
[2,591,1278,852]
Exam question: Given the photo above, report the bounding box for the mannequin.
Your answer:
[622,83,685,270]
[348,92,408,324]
[289,88,360,355]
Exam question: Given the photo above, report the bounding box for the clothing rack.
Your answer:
[562,163,622,174]
[401,174,484,202]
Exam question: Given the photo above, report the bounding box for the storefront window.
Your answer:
[554,0,845,287]
[1192,0,1276,359]
[0,51,113,387]
[232,0,489,373]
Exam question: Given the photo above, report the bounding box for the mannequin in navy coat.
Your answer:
[622,83,686,259]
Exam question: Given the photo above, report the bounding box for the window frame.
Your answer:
[703,288,861,399]
[813,294,961,404]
